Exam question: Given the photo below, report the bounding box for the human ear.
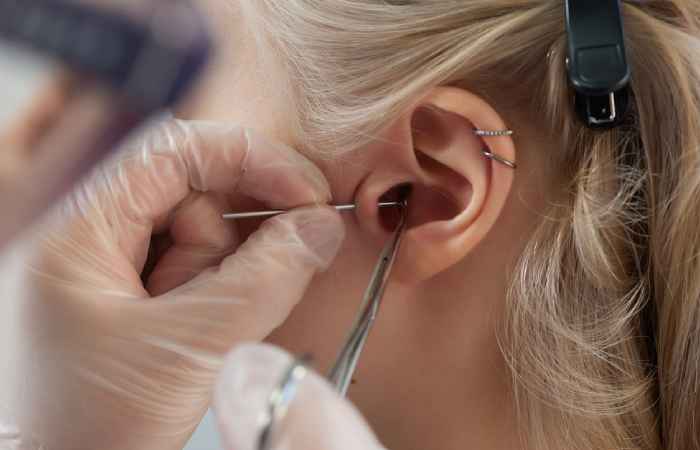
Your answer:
[355,87,516,283]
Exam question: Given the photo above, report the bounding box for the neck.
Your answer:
[348,257,522,450]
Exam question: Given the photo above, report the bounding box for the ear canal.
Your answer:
[377,183,414,232]
[376,182,463,234]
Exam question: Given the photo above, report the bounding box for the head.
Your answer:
[184,1,700,449]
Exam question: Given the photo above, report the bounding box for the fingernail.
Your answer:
[292,207,346,269]
[214,344,295,450]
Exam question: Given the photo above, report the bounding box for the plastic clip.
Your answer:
[565,0,631,129]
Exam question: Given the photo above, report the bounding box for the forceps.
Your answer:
[256,193,409,450]
[327,195,408,396]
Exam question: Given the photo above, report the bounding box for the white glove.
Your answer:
[214,344,386,450]
[0,119,345,450]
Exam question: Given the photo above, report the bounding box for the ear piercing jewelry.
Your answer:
[481,148,517,169]
[473,128,517,169]
[473,129,514,137]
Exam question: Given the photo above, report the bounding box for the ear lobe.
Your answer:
[394,88,517,283]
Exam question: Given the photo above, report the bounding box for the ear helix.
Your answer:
[473,128,517,169]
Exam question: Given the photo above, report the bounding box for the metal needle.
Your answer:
[222,201,402,220]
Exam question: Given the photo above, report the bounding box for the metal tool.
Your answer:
[255,193,408,450]
[327,193,408,396]
[257,356,311,450]
[222,201,402,220]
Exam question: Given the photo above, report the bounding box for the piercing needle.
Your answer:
[222,202,402,220]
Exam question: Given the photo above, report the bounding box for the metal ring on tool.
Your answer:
[482,149,517,169]
[258,356,310,450]
[473,128,514,137]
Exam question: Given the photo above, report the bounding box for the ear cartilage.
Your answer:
[482,149,517,170]
[473,128,514,137]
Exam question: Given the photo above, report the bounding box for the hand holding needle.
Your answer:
[223,186,411,397]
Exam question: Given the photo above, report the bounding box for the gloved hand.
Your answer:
[0,119,345,450]
[214,344,385,450]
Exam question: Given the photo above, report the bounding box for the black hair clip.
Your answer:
[565,0,631,129]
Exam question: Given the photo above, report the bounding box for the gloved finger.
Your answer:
[214,343,385,450]
[115,119,331,223]
[142,206,345,353]
[83,119,330,271]
[145,192,238,295]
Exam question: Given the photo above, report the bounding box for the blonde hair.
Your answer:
[240,1,700,449]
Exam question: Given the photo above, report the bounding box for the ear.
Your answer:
[355,86,516,283]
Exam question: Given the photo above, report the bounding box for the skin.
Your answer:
[181,1,551,449]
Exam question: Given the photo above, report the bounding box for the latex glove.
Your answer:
[0,119,345,450]
[214,344,385,450]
